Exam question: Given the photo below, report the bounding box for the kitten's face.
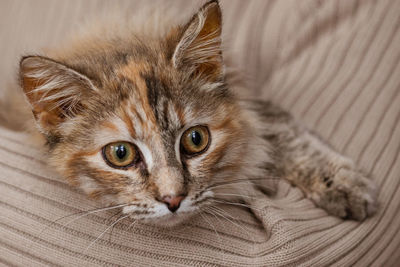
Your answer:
[55,62,246,226]
[19,1,255,226]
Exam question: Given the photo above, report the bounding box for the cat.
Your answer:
[15,0,377,227]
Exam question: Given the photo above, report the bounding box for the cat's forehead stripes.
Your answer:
[117,61,187,140]
[142,75,188,134]
[120,108,136,138]
[117,61,158,126]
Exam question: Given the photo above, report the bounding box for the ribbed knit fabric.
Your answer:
[0,0,399,266]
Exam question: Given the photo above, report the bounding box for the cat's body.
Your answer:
[10,0,377,227]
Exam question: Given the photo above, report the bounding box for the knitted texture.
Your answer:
[0,0,399,266]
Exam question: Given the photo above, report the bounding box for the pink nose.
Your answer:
[162,195,185,212]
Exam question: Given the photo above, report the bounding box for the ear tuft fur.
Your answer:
[20,56,97,133]
[172,0,223,81]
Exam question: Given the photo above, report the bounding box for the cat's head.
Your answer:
[19,0,266,226]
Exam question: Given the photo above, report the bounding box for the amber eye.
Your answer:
[180,126,210,156]
[102,142,137,168]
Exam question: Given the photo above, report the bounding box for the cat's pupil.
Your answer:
[115,145,127,159]
[191,131,202,146]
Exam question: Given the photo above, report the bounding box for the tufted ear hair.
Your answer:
[19,56,97,135]
[172,0,223,81]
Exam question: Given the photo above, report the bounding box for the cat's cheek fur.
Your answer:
[77,175,102,196]
[49,146,137,201]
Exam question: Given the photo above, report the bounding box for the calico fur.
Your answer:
[13,0,377,227]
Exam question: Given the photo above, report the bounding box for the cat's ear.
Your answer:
[172,0,223,80]
[19,56,97,134]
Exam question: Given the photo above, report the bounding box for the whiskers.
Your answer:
[83,214,130,254]
[193,186,268,257]
[37,203,130,239]
[198,211,227,265]
[213,192,256,200]
[210,199,263,212]
[192,178,269,243]
[205,176,280,193]
[201,204,256,243]
[195,186,262,241]
[42,202,141,254]
[27,202,135,253]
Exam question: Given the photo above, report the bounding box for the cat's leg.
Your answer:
[276,127,378,221]
[247,100,378,220]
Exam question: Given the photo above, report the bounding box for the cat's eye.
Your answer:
[102,142,138,168]
[180,126,210,156]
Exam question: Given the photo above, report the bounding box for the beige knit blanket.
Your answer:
[1,0,399,266]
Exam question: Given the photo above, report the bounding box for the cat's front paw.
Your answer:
[313,168,378,221]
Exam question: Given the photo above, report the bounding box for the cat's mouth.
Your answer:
[122,191,214,227]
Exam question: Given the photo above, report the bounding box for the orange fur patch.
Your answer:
[101,121,119,133]
[118,62,157,126]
